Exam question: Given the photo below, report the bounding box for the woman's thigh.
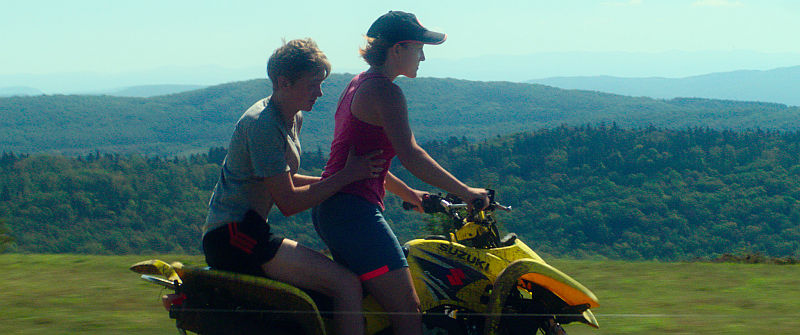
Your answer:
[313,193,407,279]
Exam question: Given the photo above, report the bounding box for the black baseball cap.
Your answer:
[366,11,447,45]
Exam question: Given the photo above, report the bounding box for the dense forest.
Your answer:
[0,218,12,252]
[2,125,799,260]
[2,74,800,156]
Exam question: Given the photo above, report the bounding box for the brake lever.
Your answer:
[492,203,512,212]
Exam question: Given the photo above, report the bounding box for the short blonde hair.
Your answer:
[360,38,419,67]
[359,37,394,67]
[267,38,331,86]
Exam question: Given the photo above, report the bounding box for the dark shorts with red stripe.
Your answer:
[312,193,408,282]
[202,210,285,277]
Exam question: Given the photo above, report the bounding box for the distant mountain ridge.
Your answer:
[528,66,800,106]
[0,65,260,95]
[106,84,207,97]
[0,86,44,97]
[0,84,206,98]
[2,73,800,156]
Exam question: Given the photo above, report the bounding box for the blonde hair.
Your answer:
[359,37,400,67]
[267,38,331,86]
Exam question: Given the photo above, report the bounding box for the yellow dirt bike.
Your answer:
[130,190,599,334]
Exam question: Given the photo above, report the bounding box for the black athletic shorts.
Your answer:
[202,210,285,277]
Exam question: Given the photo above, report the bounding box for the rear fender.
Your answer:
[483,259,599,334]
[129,259,183,284]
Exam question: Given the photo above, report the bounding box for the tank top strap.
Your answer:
[339,71,388,123]
[352,71,388,91]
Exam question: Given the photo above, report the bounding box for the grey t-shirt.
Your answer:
[203,97,301,235]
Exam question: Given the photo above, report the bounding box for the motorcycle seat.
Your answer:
[200,266,335,313]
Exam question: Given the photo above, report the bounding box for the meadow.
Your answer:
[1,254,798,334]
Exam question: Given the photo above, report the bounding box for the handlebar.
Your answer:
[403,190,511,248]
[402,190,509,214]
[402,194,462,213]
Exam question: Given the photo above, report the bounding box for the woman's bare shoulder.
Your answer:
[358,78,404,104]
[352,78,406,124]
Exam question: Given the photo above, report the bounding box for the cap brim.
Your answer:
[420,31,447,45]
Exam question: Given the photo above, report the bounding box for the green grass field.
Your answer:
[1,254,798,334]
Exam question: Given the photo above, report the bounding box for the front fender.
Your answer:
[483,259,599,334]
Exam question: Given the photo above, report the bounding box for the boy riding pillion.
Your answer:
[202,38,384,334]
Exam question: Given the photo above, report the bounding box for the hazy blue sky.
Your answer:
[2,0,800,90]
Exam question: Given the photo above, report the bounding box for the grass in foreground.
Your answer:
[1,254,798,334]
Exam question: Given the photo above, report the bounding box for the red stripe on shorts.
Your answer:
[228,222,255,254]
[359,265,390,282]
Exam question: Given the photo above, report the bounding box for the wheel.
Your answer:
[498,289,568,335]
[541,318,566,335]
[422,306,483,335]
[499,314,567,335]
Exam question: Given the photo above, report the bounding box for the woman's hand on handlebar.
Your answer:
[402,188,427,213]
[462,187,490,211]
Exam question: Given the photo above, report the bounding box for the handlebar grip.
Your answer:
[404,194,442,213]
[472,197,488,210]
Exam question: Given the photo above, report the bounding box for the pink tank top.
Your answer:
[321,72,396,208]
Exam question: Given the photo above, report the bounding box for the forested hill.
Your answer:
[2,125,799,260]
[2,74,799,156]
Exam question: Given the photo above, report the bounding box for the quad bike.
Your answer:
[130,190,599,334]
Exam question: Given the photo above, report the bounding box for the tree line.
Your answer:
[398,124,800,260]
[1,125,799,260]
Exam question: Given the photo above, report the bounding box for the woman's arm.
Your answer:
[384,171,425,212]
[356,81,486,205]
